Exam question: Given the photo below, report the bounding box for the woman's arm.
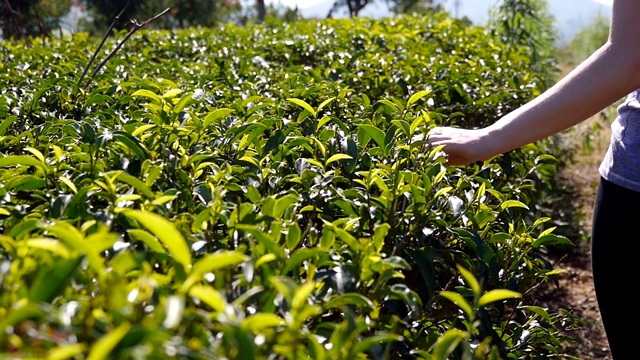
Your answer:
[427,0,640,165]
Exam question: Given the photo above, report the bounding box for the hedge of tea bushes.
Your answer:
[0,13,576,360]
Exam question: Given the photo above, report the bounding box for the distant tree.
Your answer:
[561,12,609,67]
[83,0,240,34]
[1,0,72,39]
[385,0,443,15]
[256,0,266,22]
[327,0,368,18]
[327,0,441,18]
[489,0,558,88]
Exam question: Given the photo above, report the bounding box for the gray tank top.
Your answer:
[599,89,640,192]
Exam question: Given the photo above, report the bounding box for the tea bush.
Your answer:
[0,14,575,359]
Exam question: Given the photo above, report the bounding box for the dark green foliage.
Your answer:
[489,0,559,88]
[83,0,240,33]
[0,14,576,359]
[0,0,72,39]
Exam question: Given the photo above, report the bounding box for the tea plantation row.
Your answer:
[0,14,575,359]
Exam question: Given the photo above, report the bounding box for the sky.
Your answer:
[266,0,614,8]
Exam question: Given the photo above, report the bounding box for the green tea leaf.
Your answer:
[48,343,87,360]
[286,222,302,250]
[324,293,374,311]
[521,305,552,323]
[275,193,298,218]
[287,98,316,118]
[432,329,468,359]
[440,291,473,319]
[25,238,71,258]
[0,155,48,173]
[4,175,46,191]
[457,265,481,295]
[117,173,154,198]
[183,251,247,291]
[357,124,386,149]
[241,313,285,332]
[203,108,234,127]
[87,322,131,360]
[172,92,194,117]
[85,94,112,107]
[317,97,336,113]
[407,89,432,107]
[163,88,183,99]
[189,285,227,312]
[122,210,191,270]
[531,234,573,248]
[500,200,529,211]
[283,248,326,275]
[478,289,522,307]
[127,229,167,254]
[292,281,315,311]
[132,89,162,104]
[325,153,352,166]
[113,131,149,160]
[29,256,84,303]
[0,115,18,136]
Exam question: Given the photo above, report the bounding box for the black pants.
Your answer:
[591,177,640,359]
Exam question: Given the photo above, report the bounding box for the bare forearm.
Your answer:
[426,0,640,166]
[484,41,640,156]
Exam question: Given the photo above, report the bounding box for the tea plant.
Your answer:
[0,14,576,359]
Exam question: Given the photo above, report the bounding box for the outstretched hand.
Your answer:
[426,127,496,166]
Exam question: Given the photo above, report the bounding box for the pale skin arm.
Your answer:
[427,0,640,166]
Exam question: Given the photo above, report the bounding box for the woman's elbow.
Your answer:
[606,39,640,89]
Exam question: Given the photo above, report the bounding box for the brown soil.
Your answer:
[535,108,614,359]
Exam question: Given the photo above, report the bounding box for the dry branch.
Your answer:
[80,5,170,90]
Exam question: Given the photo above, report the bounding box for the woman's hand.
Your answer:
[426,127,496,166]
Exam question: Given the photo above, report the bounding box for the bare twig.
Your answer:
[82,7,170,90]
[2,0,20,15]
[77,0,132,87]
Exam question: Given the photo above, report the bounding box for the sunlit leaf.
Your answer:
[122,210,192,270]
[189,285,227,313]
[432,329,468,359]
[183,251,247,291]
[457,265,481,295]
[287,98,316,117]
[0,155,48,173]
[241,313,285,332]
[325,153,352,166]
[87,322,131,360]
[440,291,473,319]
[478,289,522,307]
[500,199,529,210]
[407,89,432,107]
[132,89,162,104]
[532,234,574,248]
[48,343,87,360]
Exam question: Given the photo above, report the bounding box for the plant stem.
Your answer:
[82,7,171,91]
[77,0,132,87]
